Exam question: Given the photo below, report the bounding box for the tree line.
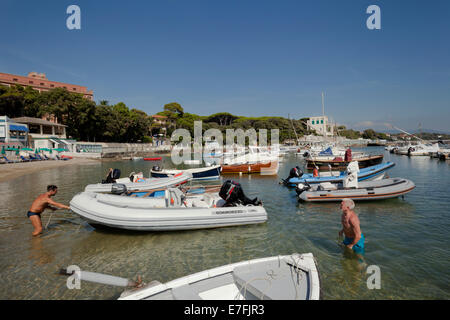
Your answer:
[1,83,393,144]
[0,84,152,142]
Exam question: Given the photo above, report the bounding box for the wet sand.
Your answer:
[0,158,100,183]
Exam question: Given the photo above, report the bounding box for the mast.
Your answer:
[321,92,326,139]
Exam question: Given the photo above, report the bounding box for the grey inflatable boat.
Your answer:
[119,253,320,300]
[297,177,415,202]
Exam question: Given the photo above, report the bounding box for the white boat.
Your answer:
[151,165,221,180]
[119,253,320,300]
[222,146,279,165]
[70,188,267,231]
[84,172,192,193]
[405,143,440,156]
[296,162,415,202]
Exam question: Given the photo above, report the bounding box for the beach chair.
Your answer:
[20,155,32,162]
[2,155,16,163]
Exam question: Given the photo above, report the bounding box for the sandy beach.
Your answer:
[0,158,100,183]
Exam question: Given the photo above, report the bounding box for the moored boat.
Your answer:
[119,253,320,300]
[84,171,192,193]
[306,154,384,171]
[284,162,395,187]
[151,165,221,180]
[221,160,279,175]
[70,184,267,231]
[296,177,415,202]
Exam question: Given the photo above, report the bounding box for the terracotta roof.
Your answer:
[12,117,67,127]
[152,115,168,119]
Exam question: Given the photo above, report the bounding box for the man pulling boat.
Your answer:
[27,185,70,236]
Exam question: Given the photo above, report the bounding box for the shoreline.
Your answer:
[0,158,101,183]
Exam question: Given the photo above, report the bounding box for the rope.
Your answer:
[44,211,54,229]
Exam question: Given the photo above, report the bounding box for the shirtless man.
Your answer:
[339,199,365,254]
[27,185,71,236]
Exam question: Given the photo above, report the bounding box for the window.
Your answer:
[321,120,324,124]
[73,88,77,91]
[40,83,45,86]
[50,84,54,87]
[312,120,314,124]
[29,81,33,84]
[13,78,18,82]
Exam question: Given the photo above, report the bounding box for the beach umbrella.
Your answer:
[15,149,19,155]
[22,148,33,151]
[1,146,5,154]
[49,148,52,154]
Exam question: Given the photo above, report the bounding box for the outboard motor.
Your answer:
[407,147,415,156]
[219,180,262,207]
[295,182,311,195]
[152,166,161,172]
[284,166,303,185]
[111,183,127,195]
[303,151,310,158]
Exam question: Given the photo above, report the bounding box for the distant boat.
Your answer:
[144,157,162,161]
[151,165,222,181]
[221,161,279,175]
[285,162,395,187]
[306,154,384,171]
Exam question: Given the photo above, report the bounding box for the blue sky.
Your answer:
[1,0,449,132]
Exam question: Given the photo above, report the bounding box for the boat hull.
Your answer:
[151,165,221,181]
[70,192,267,231]
[119,253,319,300]
[287,162,395,186]
[298,177,415,202]
[221,161,279,175]
[306,154,384,171]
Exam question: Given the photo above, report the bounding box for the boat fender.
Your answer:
[313,168,319,177]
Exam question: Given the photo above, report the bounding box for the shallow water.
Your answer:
[0,147,449,299]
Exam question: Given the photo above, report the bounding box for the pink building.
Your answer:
[0,71,94,100]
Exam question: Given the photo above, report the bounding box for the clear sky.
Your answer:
[1,0,449,132]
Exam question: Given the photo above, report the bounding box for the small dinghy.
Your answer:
[151,165,222,181]
[84,170,192,193]
[284,162,395,187]
[296,162,415,202]
[71,181,266,231]
[119,253,320,300]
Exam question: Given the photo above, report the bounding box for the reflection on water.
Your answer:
[0,148,449,299]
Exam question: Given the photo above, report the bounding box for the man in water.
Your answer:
[27,185,70,236]
[339,199,365,254]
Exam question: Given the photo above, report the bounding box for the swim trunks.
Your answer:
[27,211,41,218]
[343,233,365,254]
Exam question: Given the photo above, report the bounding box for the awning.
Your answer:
[9,124,29,132]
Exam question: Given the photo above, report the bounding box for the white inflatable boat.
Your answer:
[84,172,192,193]
[70,188,267,231]
[119,253,320,300]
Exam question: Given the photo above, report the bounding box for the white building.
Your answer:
[11,117,74,150]
[306,116,334,137]
[0,116,29,146]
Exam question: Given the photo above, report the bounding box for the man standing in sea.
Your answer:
[339,199,365,254]
[27,185,71,236]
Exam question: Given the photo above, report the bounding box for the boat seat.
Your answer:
[202,193,216,208]
[318,182,337,190]
[171,285,202,300]
[192,199,209,208]
[167,188,185,207]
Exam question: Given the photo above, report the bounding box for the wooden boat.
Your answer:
[119,253,320,300]
[306,154,383,171]
[221,160,279,175]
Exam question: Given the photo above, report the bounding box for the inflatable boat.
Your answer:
[151,165,221,180]
[119,253,319,300]
[284,162,395,187]
[297,177,415,202]
[71,182,267,231]
[84,171,192,193]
